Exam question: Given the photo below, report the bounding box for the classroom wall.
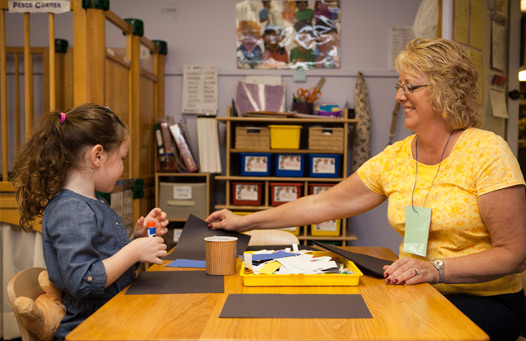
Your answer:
[4,0,427,254]
[105,0,423,254]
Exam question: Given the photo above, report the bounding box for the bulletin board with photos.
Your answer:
[235,0,341,69]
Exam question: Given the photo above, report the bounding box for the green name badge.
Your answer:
[403,206,431,257]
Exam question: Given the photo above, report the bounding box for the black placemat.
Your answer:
[125,271,224,295]
[220,294,372,318]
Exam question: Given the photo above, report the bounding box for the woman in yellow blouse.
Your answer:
[206,38,526,340]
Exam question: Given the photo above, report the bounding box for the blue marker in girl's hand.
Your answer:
[147,221,156,237]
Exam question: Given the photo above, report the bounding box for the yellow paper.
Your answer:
[258,261,282,275]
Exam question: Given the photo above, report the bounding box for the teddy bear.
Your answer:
[14,270,65,341]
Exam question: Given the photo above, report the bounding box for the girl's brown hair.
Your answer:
[12,103,127,231]
[396,38,482,130]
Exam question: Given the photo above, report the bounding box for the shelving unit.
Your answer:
[216,107,359,246]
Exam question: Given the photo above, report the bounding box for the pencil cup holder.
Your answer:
[293,102,313,115]
[205,236,238,275]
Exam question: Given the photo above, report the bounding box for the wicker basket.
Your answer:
[235,126,270,150]
[308,127,344,152]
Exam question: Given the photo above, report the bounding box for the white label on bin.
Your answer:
[274,186,298,202]
[278,155,302,171]
[244,156,269,173]
[235,184,259,201]
[173,186,192,200]
[312,157,336,174]
[314,220,337,231]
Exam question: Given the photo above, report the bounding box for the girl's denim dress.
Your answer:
[42,189,138,340]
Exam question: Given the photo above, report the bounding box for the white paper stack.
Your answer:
[196,116,222,173]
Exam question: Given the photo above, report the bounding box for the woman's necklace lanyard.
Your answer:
[404,130,454,257]
[411,130,455,213]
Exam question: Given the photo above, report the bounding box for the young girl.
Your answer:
[13,103,168,340]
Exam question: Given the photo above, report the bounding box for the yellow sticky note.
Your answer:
[258,261,281,275]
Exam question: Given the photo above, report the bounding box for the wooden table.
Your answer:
[67,247,488,341]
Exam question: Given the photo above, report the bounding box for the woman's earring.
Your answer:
[441,112,447,119]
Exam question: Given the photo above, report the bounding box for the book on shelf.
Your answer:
[160,122,178,156]
[154,122,166,155]
[169,122,199,173]
[196,115,222,173]
[156,121,182,172]
[154,121,191,172]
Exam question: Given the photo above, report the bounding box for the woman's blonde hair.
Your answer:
[12,103,127,231]
[396,38,481,130]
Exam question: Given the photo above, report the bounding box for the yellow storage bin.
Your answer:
[311,219,341,236]
[234,211,300,235]
[240,251,362,286]
[269,125,302,149]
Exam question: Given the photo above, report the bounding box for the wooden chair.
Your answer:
[245,230,299,246]
[7,267,47,341]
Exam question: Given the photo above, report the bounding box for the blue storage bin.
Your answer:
[308,154,341,178]
[274,154,304,177]
[240,153,271,176]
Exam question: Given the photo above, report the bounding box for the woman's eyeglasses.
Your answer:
[395,83,428,95]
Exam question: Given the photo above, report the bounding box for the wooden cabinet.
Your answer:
[216,108,358,246]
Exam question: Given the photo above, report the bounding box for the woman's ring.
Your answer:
[414,268,419,276]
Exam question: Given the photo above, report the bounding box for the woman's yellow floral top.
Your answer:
[358,128,524,295]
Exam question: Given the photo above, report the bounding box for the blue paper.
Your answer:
[167,259,206,268]
[247,251,299,262]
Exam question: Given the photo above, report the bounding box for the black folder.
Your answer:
[312,241,393,278]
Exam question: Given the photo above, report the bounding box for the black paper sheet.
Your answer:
[164,214,251,260]
[220,294,372,318]
[313,241,393,278]
[125,271,224,295]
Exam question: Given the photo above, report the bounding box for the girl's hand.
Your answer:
[131,236,167,265]
[382,256,439,285]
[133,208,169,238]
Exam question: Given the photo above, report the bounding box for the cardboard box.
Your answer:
[159,182,207,220]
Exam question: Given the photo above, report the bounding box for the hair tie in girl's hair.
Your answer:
[59,112,66,124]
